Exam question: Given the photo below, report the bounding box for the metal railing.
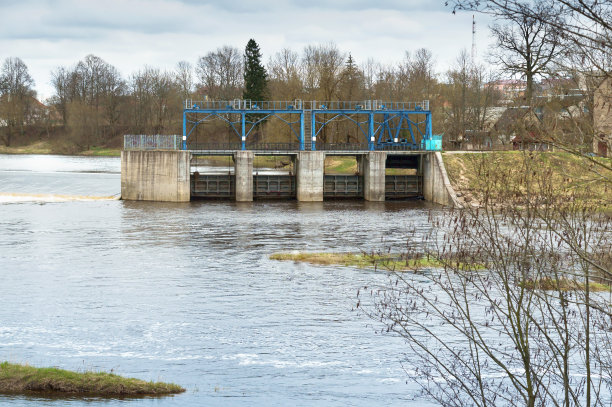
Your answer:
[376,143,422,151]
[185,99,430,112]
[187,142,430,152]
[314,143,422,151]
[315,143,369,151]
[124,134,182,150]
[189,142,302,151]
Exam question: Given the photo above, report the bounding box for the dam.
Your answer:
[120,100,460,207]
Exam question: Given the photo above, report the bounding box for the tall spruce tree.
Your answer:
[243,39,267,102]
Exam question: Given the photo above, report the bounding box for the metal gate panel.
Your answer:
[253,175,296,198]
[385,175,422,198]
[191,174,234,198]
[324,175,363,198]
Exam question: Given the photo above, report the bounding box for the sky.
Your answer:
[0,0,494,101]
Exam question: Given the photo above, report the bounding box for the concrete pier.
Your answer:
[362,151,387,201]
[234,151,254,202]
[422,151,461,207]
[121,150,190,202]
[295,151,325,201]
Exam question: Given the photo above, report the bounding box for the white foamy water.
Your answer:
[0,192,119,203]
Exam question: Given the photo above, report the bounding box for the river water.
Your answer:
[0,154,439,406]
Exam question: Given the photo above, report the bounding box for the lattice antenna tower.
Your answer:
[471,15,477,64]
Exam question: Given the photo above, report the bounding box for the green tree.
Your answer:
[243,39,267,102]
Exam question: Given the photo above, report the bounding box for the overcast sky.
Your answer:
[0,0,494,100]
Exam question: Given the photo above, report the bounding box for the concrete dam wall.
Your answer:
[121,150,460,207]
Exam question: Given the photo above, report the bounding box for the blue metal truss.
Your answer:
[373,112,431,150]
[183,101,433,151]
[183,109,303,150]
[311,111,371,150]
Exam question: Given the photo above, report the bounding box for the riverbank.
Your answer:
[442,151,611,209]
[0,362,184,396]
[0,141,121,157]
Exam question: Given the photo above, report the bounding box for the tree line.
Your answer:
[0,41,447,150]
[1,0,609,151]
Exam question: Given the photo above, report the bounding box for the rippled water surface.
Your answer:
[0,154,439,406]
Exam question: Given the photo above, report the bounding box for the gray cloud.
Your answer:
[0,0,494,99]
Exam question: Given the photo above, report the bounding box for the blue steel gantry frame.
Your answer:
[182,100,433,151]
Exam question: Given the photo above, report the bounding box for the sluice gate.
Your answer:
[192,173,422,199]
[191,174,234,198]
[385,175,422,199]
[253,175,295,198]
[191,174,297,199]
[324,175,363,198]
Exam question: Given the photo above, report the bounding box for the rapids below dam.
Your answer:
[0,154,441,406]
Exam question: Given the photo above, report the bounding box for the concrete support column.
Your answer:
[234,150,254,202]
[363,151,387,201]
[422,153,434,203]
[296,151,325,201]
[121,150,191,202]
[356,155,365,176]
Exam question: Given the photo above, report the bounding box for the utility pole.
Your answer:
[471,15,477,65]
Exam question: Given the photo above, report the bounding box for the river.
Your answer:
[0,154,439,406]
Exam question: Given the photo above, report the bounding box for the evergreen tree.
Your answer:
[243,39,267,102]
[340,53,363,101]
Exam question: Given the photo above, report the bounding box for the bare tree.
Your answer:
[448,0,612,161]
[196,46,243,100]
[0,57,36,146]
[397,48,438,102]
[488,3,562,104]
[361,58,379,100]
[448,0,611,79]
[175,60,193,102]
[360,151,611,406]
[302,43,345,101]
[372,64,398,101]
[50,55,125,145]
[444,50,501,148]
[129,67,180,135]
[267,48,303,100]
[50,67,71,126]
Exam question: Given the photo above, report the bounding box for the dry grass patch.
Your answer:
[0,141,54,155]
[269,252,478,271]
[443,151,611,209]
[519,277,610,292]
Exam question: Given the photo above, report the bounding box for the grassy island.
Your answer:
[519,278,610,292]
[0,362,185,396]
[269,251,476,271]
